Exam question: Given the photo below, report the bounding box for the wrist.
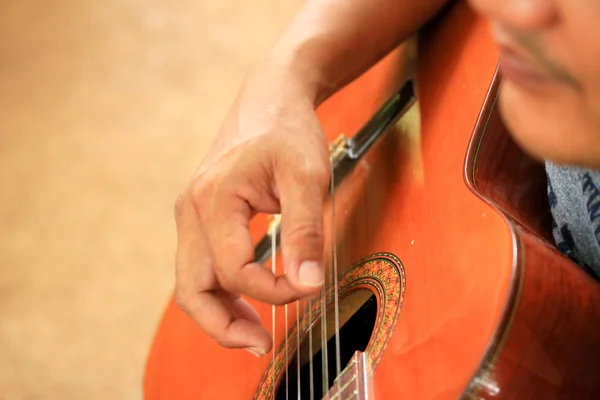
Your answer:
[258,33,336,108]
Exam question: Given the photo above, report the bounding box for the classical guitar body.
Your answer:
[144,2,600,399]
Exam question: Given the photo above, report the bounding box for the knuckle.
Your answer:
[285,223,324,245]
[215,337,234,348]
[174,288,194,314]
[215,270,238,294]
[298,162,329,185]
[281,150,328,183]
[173,193,186,221]
[190,174,217,215]
[210,333,229,348]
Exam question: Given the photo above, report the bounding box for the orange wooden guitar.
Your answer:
[144,2,600,399]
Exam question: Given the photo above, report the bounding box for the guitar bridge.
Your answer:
[322,352,370,400]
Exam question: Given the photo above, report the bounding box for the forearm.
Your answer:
[265,0,451,105]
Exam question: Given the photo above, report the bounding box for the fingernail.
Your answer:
[298,261,324,287]
[245,347,266,357]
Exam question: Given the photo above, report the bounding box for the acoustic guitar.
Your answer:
[144,2,600,399]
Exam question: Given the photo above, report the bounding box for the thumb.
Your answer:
[276,162,329,295]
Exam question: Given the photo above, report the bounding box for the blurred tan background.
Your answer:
[0,1,303,398]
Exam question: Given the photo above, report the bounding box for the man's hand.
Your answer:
[174,65,330,355]
[172,0,449,355]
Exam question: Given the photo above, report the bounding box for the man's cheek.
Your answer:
[497,84,564,162]
[585,90,600,133]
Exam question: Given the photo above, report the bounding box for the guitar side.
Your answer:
[463,73,600,399]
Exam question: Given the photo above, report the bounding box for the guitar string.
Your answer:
[308,299,314,400]
[321,262,328,395]
[296,301,301,399]
[330,159,342,382]
[270,158,340,399]
[271,225,277,400]
[284,269,289,400]
[273,223,305,399]
[272,222,290,400]
[321,156,339,397]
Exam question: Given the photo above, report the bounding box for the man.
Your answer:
[172,0,600,358]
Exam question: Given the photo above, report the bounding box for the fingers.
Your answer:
[174,192,271,353]
[194,147,329,301]
[226,292,262,325]
[177,291,273,354]
[276,157,329,295]
[198,183,304,305]
[177,138,330,351]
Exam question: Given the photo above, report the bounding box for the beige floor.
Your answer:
[0,1,303,398]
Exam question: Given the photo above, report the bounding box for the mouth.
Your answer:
[497,47,554,87]
[491,24,557,88]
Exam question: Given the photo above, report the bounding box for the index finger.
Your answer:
[174,192,272,352]
[196,188,308,305]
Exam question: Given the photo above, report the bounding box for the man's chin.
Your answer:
[498,89,568,165]
[497,81,600,170]
[505,121,600,170]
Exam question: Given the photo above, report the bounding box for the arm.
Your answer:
[268,0,451,105]
[174,0,450,355]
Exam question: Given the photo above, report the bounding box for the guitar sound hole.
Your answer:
[274,292,377,399]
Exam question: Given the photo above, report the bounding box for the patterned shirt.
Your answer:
[546,162,600,279]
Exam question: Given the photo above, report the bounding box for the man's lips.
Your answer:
[497,46,554,87]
